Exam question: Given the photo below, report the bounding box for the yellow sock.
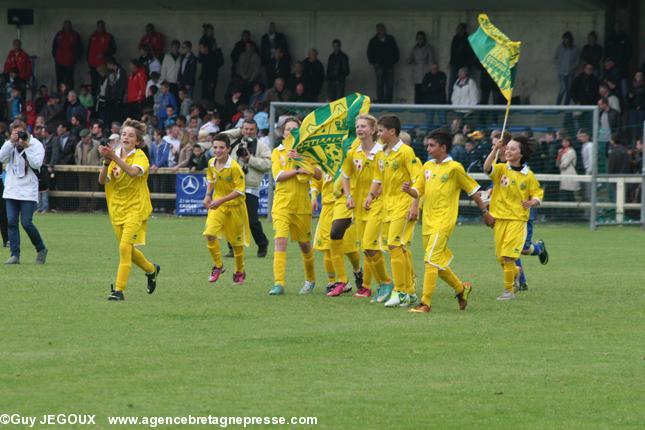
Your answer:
[362,257,373,289]
[369,252,391,285]
[302,249,315,283]
[403,248,416,295]
[323,250,335,283]
[115,242,133,292]
[422,264,439,306]
[346,251,361,272]
[207,240,222,267]
[274,251,287,286]
[503,260,516,292]
[233,246,244,273]
[390,247,407,293]
[438,266,464,295]
[330,239,347,283]
[132,247,155,273]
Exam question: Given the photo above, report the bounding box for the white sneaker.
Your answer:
[401,294,418,308]
[497,291,516,301]
[384,292,405,308]
[299,281,316,295]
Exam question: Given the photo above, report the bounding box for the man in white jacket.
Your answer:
[0,119,48,264]
[160,40,182,96]
[451,67,479,106]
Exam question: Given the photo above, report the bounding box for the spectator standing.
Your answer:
[407,31,435,104]
[178,87,193,118]
[39,92,63,123]
[599,83,621,113]
[422,62,447,125]
[139,45,161,76]
[367,23,399,103]
[556,137,580,206]
[601,57,622,94]
[157,82,178,130]
[199,23,218,53]
[302,49,325,101]
[138,23,165,59]
[78,85,94,112]
[74,129,100,211]
[451,67,479,106]
[231,30,258,74]
[4,39,32,83]
[260,22,290,67]
[267,47,290,87]
[598,98,619,172]
[160,40,182,95]
[626,71,644,142]
[248,82,266,110]
[8,87,24,121]
[101,57,126,127]
[87,20,117,101]
[51,121,77,166]
[577,129,593,200]
[126,59,148,120]
[580,31,602,74]
[51,20,83,88]
[448,23,475,99]
[554,31,579,105]
[236,42,262,85]
[265,77,292,103]
[198,42,223,106]
[0,120,48,264]
[178,41,197,97]
[288,62,311,96]
[605,21,632,96]
[326,39,349,101]
[571,63,600,105]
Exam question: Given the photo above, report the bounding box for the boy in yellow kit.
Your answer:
[376,115,421,308]
[404,130,493,313]
[311,173,362,294]
[483,135,544,301]
[98,119,159,301]
[202,134,251,285]
[270,117,321,295]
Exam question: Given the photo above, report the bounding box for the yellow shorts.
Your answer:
[113,220,148,246]
[273,212,312,242]
[332,197,354,220]
[382,217,415,248]
[203,204,250,246]
[423,231,454,270]
[494,219,527,261]
[313,205,358,252]
[355,217,383,251]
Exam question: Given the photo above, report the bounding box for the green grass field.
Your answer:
[1,214,644,429]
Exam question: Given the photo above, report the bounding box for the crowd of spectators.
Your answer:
[0,17,642,218]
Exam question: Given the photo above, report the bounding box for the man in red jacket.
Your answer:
[87,20,116,100]
[3,39,32,82]
[126,59,148,120]
[138,23,165,59]
[52,20,83,88]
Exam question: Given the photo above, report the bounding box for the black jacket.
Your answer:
[302,58,325,97]
[178,53,197,88]
[571,72,600,105]
[198,50,223,81]
[367,35,399,67]
[106,66,126,104]
[51,133,77,165]
[327,51,349,81]
[450,34,475,68]
[422,71,447,104]
[260,32,289,66]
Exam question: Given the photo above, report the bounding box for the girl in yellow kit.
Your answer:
[332,114,393,301]
[311,173,362,295]
[483,135,544,301]
[98,119,159,301]
[270,117,322,295]
[202,134,251,285]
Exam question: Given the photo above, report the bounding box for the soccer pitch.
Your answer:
[2,214,644,429]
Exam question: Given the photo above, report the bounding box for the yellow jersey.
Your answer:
[341,142,384,221]
[271,144,313,215]
[206,156,246,207]
[105,147,152,225]
[412,157,480,234]
[488,162,544,221]
[311,173,336,206]
[382,140,421,222]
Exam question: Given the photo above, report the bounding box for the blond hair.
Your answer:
[356,114,378,140]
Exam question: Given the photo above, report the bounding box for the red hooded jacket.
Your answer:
[138,32,165,58]
[4,49,32,81]
[52,30,83,67]
[87,31,116,68]
[127,67,148,103]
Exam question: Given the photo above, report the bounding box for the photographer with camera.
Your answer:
[0,119,48,264]
[224,119,271,257]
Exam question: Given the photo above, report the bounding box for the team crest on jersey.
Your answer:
[391,160,400,170]
[520,181,527,190]
[354,158,363,171]
[440,174,449,183]
[424,169,432,180]
[226,175,233,182]
[500,175,509,187]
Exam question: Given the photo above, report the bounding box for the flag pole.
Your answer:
[495,97,512,163]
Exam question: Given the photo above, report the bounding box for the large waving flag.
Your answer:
[285,93,370,178]
[468,14,521,102]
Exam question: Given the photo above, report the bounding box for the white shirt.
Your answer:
[0,137,44,202]
[581,141,593,173]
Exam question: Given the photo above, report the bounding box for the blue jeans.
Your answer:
[374,66,394,103]
[5,199,46,258]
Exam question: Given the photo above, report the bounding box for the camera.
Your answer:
[18,131,28,141]
[236,137,256,159]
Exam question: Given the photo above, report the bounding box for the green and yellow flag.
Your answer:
[468,14,521,102]
[285,93,370,178]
